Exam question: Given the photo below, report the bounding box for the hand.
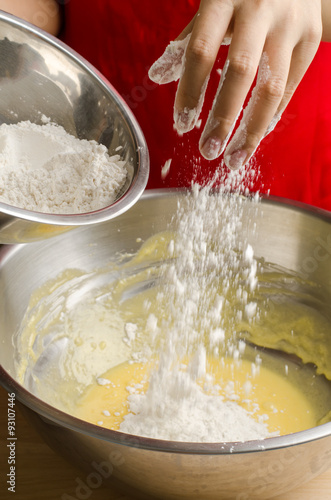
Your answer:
[149,0,322,170]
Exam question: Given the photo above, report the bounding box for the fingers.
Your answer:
[148,34,191,85]
[223,39,292,169]
[148,17,198,85]
[273,38,321,117]
[173,0,234,134]
[199,5,271,160]
[149,0,322,170]
[224,30,321,170]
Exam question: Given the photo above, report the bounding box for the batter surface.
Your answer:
[15,231,331,440]
[75,356,317,437]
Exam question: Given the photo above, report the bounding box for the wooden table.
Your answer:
[1,386,331,500]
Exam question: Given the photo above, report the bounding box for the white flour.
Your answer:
[120,168,273,442]
[161,158,172,179]
[122,371,271,442]
[148,35,209,134]
[148,34,191,85]
[0,121,127,214]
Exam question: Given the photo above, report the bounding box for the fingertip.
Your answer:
[199,136,224,160]
[174,107,197,134]
[149,35,191,85]
[174,74,210,134]
[148,65,162,84]
[224,150,248,170]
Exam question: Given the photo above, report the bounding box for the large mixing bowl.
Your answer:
[1,190,331,499]
[0,11,149,243]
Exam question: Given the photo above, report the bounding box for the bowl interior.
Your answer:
[1,191,331,449]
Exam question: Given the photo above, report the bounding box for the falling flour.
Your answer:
[0,120,127,214]
[119,168,275,442]
[117,42,280,442]
[121,374,272,442]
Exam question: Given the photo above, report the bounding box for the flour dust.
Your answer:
[120,166,271,442]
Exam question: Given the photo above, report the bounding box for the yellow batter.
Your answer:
[75,356,317,436]
[16,231,331,439]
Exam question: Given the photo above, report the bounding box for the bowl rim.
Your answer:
[0,10,149,225]
[0,191,331,454]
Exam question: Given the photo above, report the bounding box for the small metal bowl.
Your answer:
[0,11,149,243]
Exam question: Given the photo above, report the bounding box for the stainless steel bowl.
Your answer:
[1,190,331,499]
[0,11,149,243]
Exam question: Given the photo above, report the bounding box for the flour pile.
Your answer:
[120,169,274,442]
[0,120,127,214]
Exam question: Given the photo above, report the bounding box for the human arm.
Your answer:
[0,0,61,36]
[322,0,331,41]
[149,0,328,170]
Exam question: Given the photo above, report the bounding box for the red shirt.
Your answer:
[62,0,331,210]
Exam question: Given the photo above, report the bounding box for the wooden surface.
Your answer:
[1,385,331,500]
